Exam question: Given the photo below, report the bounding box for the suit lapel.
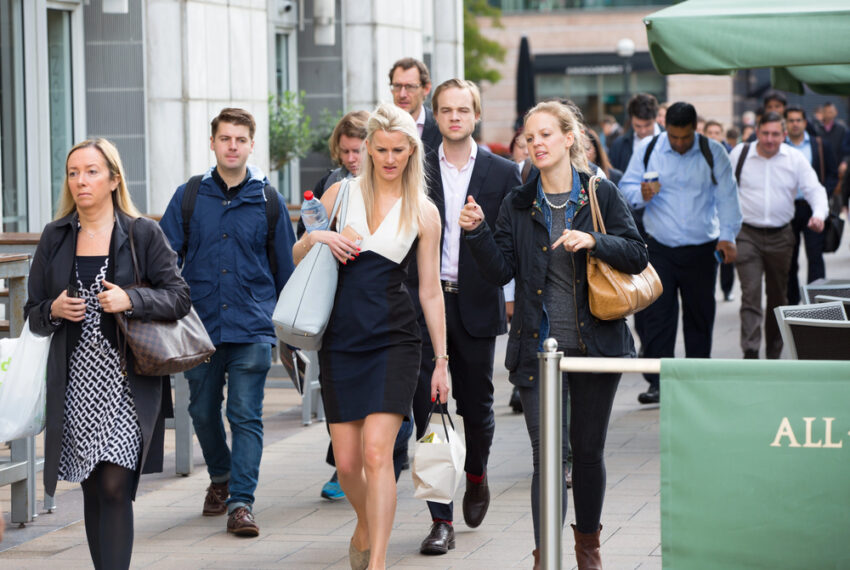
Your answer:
[426,151,446,229]
[467,146,491,203]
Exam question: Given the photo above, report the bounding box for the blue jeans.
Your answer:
[185,343,270,511]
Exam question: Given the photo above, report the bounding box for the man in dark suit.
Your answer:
[410,78,521,555]
[389,57,441,153]
[784,105,838,304]
[608,93,661,172]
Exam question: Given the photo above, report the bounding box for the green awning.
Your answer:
[644,0,850,94]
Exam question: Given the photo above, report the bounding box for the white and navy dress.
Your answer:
[57,255,141,482]
[319,180,422,423]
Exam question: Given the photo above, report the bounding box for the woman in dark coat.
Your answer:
[459,101,647,569]
[24,139,191,569]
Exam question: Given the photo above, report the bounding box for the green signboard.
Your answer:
[661,359,850,569]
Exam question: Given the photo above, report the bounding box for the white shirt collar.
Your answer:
[415,106,426,128]
[438,140,478,166]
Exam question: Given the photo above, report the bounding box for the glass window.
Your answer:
[489,0,675,11]
[47,8,74,213]
[0,0,27,232]
[536,69,665,127]
[274,31,293,203]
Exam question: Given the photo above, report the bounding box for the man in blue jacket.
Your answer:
[160,108,295,537]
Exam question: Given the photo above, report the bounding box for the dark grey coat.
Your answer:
[24,211,191,498]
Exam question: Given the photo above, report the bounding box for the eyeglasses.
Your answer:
[390,83,422,93]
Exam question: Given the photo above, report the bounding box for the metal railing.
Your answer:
[0,254,54,524]
[537,339,660,569]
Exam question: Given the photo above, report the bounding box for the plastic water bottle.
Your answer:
[301,191,329,232]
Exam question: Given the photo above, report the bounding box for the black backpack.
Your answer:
[643,133,718,185]
[179,174,281,275]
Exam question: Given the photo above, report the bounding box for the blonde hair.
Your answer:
[524,101,592,175]
[359,103,426,234]
[55,138,143,220]
[431,78,482,116]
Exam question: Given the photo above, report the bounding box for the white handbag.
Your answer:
[273,181,350,350]
[0,319,51,442]
[411,404,467,504]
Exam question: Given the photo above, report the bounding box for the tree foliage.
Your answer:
[268,92,313,171]
[464,0,506,84]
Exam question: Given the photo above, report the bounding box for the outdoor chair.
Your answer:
[800,282,850,304]
[778,318,850,360]
[814,294,850,314]
[774,301,847,323]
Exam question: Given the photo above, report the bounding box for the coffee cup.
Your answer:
[642,171,661,197]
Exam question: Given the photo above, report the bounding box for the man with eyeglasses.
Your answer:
[389,57,442,153]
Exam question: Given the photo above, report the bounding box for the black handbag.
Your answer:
[823,194,844,253]
[116,218,215,376]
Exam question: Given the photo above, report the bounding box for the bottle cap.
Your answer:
[304,191,314,201]
[642,171,659,183]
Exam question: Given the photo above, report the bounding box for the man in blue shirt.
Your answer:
[783,105,837,304]
[160,108,295,537]
[621,103,742,404]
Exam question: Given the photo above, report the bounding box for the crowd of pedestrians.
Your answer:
[17,53,848,570]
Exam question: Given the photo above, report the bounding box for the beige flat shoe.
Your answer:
[349,538,370,570]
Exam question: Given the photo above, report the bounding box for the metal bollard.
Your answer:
[538,338,563,569]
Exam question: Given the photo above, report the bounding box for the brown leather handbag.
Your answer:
[585,177,663,320]
[116,218,215,376]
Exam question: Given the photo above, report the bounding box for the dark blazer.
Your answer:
[464,170,647,386]
[421,106,442,155]
[809,135,839,194]
[608,130,636,172]
[408,145,521,338]
[25,211,191,498]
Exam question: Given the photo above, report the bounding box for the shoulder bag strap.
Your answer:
[643,135,660,170]
[179,174,203,266]
[328,179,351,232]
[587,175,607,235]
[815,136,826,183]
[698,134,718,185]
[127,217,142,285]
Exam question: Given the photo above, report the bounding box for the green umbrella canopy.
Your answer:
[644,0,850,94]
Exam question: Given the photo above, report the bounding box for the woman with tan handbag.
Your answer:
[459,101,647,569]
[24,139,191,569]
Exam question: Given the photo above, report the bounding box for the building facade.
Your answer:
[477,2,734,146]
[0,0,463,232]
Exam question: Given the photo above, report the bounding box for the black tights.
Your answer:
[80,462,135,570]
[518,370,620,546]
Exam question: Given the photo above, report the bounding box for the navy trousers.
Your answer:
[641,237,718,391]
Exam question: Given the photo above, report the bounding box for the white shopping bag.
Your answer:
[411,405,466,504]
[0,319,51,441]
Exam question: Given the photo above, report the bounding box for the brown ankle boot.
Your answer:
[571,524,602,569]
[531,548,540,570]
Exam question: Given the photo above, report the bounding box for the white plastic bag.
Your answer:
[411,406,466,504]
[0,319,51,441]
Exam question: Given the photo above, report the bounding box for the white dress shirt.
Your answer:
[729,142,828,228]
[439,142,478,282]
[415,106,426,138]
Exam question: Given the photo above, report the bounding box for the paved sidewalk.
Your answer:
[3,243,847,568]
[0,361,660,569]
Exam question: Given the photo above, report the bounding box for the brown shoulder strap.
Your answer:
[587,176,606,235]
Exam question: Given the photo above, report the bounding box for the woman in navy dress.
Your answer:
[292,103,448,570]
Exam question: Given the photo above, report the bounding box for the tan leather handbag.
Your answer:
[585,177,663,320]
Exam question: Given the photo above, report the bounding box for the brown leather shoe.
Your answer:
[227,506,259,537]
[419,521,455,555]
[202,481,229,516]
[462,474,490,528]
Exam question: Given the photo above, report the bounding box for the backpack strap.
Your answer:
[735,143,751,185]
[815,136,825,183]
[179,174,204,267]
[642,134,661,170]
[263,183,281,276]
[698,134,717,185]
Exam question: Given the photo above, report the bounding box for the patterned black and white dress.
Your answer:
[57,255,141,482]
